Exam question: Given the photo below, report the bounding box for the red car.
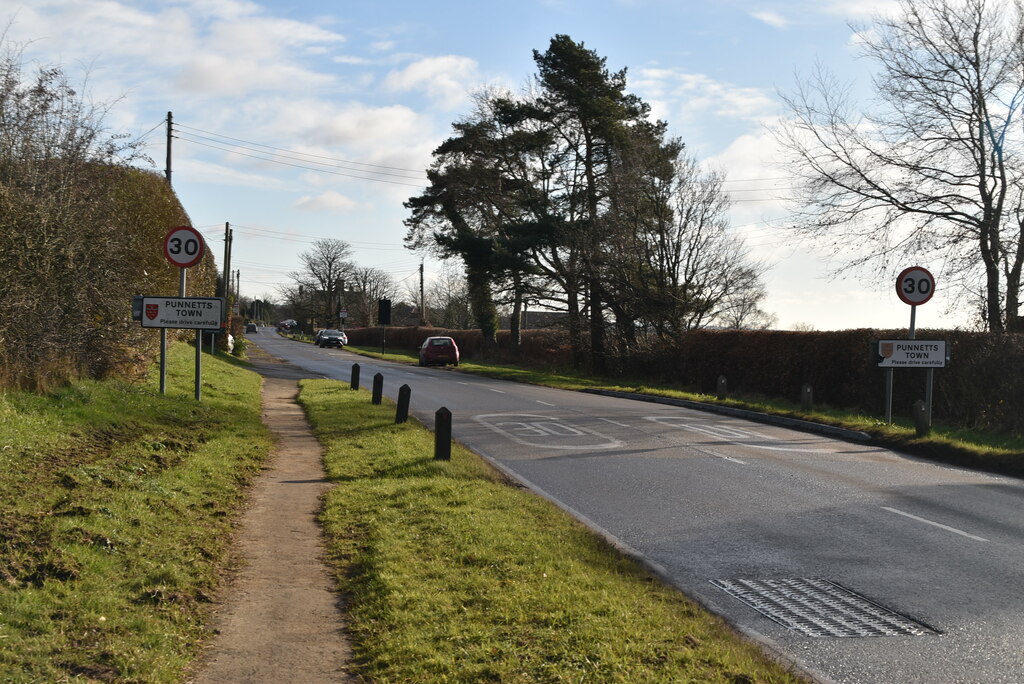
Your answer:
[418,336,460,366]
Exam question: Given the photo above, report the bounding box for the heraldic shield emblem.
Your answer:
[145,304,159,320]
[879,341,894,358]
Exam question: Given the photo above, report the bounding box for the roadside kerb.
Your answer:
[580,388,872,444]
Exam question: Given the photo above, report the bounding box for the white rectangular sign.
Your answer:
[141,297,224,329]
[878,340,947,368]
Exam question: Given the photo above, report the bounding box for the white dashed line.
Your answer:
[536,400,555,406]
[489,388,505,394]
[881,507,988,542]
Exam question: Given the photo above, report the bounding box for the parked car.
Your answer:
[318,329,348,348]
[245,323,258,334]
[418,336,460,366]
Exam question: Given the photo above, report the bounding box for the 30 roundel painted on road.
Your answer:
[163,226,206,268]
[896,266,935,306]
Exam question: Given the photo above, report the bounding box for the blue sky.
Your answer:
[4,0,969,330]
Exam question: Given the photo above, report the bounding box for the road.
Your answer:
[251,330,1024,684]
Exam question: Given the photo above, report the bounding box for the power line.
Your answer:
[174,122,427,174]
[174,134,428,188]
[175,129,426,182]
[229,224,410,250]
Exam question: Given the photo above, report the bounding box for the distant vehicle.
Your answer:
[245,323,258,334]
[419,336,459,367]
[318,329,347,348]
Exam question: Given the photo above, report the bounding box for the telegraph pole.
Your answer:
[419,260,426,324]
[165,111,173,185]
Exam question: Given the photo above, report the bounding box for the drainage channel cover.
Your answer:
[710,577,935,638]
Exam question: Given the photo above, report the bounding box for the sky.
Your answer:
[2,0,972,331]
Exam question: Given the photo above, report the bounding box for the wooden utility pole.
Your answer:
[419,260,426,324]
[165,111,173,185]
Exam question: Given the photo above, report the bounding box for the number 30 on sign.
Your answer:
[163,226,206,268]
[896,266,935,306]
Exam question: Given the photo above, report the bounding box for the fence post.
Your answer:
[717,375,727,400]
[350,363,360,390]
[372,373,383,405]
[434,407,452,461]
[395,384,411,424]
[801,383,813,412]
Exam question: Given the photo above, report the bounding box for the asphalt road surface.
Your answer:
[250,330,1024,684]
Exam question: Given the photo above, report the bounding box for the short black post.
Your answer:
[434,407,452,461]
[913,399,930,437]
[717,375,727,400]
[372,373,383,405]
[801,383,813,412]
[395,384,411,423]
[350,363,360,390]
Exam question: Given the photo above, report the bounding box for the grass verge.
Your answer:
[300,378,809,683]
[0,343,272,683]
[344,344,1024,475]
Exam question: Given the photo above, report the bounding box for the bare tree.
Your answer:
[345,266,397,327]
[425,262,474,329]
[288,238,353,328]
[775,0,1024,331]
[604,145,773,337]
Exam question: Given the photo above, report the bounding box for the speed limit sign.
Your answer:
[163,226,206,268]
[896,266,935,306]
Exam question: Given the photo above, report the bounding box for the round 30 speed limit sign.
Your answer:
[163,226,206,268]
[896,266,935,306]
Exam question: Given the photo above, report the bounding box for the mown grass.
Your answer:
[0,343,271,683]
[300,379,809,684]
[344,344,1024,473]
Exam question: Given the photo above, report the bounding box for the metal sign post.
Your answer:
[886,266,936,424]
[155,226,208,400]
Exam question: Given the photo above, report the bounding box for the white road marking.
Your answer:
[489,388,505,394]
[536,400,555,406]
[473,413,623,450]
[881,507,989,542]
[457,382,470,385]
[598,417,632,428]
[644,416,835,454]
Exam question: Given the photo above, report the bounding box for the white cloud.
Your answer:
[383,55,479,110]
[176,53,336,95]
[294,191,358,212]
[707,129,795,228]
[751,11,791,29]
[816,0,902,20]
[634,68,780,124]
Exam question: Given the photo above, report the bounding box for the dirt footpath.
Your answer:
[188,350,354,683]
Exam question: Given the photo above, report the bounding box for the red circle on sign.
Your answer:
[163,226,206,268]
[896,266,935,306]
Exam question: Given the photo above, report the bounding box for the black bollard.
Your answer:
[350,363,360,390]
[717,375,727,400]
[395,384,411,424]
[372,373,383,404]
[434,407,452,461]
[801,383,813,412]
[913,399,930,437]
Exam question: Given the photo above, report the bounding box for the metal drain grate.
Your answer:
[710,577,934,638]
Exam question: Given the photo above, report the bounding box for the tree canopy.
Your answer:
[406,35,772,370]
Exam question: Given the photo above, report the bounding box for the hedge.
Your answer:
[344,326,1024,435]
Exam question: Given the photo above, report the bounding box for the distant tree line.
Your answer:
[0,42,216,391]
[404,35,773,373]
